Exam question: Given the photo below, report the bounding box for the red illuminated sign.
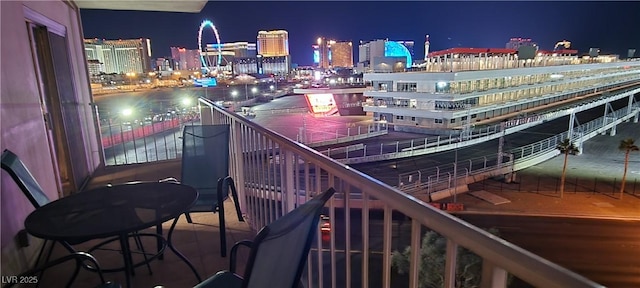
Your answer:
[305,93,336,114]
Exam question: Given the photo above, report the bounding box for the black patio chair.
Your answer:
[173,125,243,257]
[0,149,151,274]
[1,149,79,266]
[2,252,120,288]
[194,187,335,288]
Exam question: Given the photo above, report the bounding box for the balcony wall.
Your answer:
[0,0,99,276]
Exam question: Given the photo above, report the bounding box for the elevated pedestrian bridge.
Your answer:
[397,102,639,200]
[321,85,640,165]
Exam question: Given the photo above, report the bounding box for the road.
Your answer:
[459,214,640,288]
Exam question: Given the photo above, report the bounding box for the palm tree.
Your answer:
[618,138,639,199]
[556,138,579,198]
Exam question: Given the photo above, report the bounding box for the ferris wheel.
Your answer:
[198,20,222,75]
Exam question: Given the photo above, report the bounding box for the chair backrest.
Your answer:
[242,188,336,288]
[1,149,50,208]
[181,125,230,210]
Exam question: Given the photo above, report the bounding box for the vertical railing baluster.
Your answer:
[382,205,392,288]
[409,219,421,288]
[444,239,458,288]
[361,190,370,288]
[344,183,352,288]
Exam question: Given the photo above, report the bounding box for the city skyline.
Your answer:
[80,1,640,66]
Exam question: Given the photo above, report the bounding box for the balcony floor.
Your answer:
[37,160,255,287]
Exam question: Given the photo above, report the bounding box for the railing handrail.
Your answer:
[198,97,603,288]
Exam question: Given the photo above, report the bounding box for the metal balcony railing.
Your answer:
[198,97,603,288]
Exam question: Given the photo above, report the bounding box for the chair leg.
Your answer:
[34,239,49,267]
[167,217,202,282]
[156,223,164,260]
[217,178,228,258]
[34,240,55,282]
[184,212,193,223]
[43,240,58,264]
[132,232,153,275]
[218,206,227,258]
[227,178,244,222]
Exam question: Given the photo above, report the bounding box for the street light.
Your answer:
[125,72,136,86]
[181,97,192,107]
[121,108,133,117]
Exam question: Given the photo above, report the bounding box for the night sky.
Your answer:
[80,1,640,66]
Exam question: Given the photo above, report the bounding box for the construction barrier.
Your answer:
[429,202,465,212]
[101,117,198,148]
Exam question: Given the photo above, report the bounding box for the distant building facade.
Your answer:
[202,42,258,75]
[330,41,353,68]
[233,57,259,75]
[200,39,288,76]
[357,39,412,73]
[84,38,152,74]
[86,59,102,82]
[396,40,415,59]
[255,30,291,75]
[315,37,331,69]
[191,31,291,76]
[154,57,176,72]
[170,47,201,71]
[362,47,640,135]
[257,30,289,56]
[312,38,353,69]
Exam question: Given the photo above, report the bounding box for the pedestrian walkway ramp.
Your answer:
[470,190,512,205]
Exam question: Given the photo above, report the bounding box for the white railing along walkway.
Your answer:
[398,103,639,196]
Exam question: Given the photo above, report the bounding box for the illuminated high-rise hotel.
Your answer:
[257,30,289,57]
[313,38,354,69]
[316,37,330,69]
[84,38,152,74]
[84,38,151,74]
[330,41,353,68]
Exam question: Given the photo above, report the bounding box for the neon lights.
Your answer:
[305,93,336,114]
[193,77,217,87]
[385,41,412,67]
[198,20,222,74]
